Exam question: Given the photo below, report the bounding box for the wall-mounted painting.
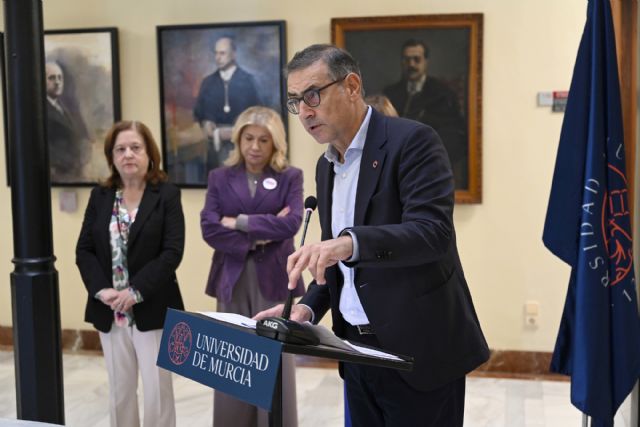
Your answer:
[44,27,121,186]
[333,14,483,203]
[157,21,287,187]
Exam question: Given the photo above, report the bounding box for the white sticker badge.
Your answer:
[263,177,278,190]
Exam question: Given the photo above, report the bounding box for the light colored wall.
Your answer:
[0,0,585,352]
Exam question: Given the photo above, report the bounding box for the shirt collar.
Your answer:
[323,106,372,164]
[219,64,237,81]
[407,73,427,94]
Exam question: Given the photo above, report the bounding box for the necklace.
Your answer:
[247,171,261,185]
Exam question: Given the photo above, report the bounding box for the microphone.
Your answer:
[299,196,317,247]
[282,196,317,319]
[256,196,320,345]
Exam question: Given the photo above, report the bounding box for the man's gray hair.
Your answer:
[285,44,364,95]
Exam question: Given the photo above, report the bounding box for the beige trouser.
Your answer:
[99,325,176,427]
[214,256,299,427]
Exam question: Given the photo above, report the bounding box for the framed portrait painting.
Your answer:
[333,14,483,203]
[157,21,287,187]
[44,27,121,186]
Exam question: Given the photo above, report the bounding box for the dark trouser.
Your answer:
[343,324,466,427]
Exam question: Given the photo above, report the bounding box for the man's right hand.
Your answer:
[286,235,353,289]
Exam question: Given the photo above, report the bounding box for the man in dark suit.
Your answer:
[256,44,489,426]
[384,39,468,188]
[45,61,87,183]
[193,36,262,171]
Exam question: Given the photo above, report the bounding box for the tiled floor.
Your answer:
[0,350,633,426]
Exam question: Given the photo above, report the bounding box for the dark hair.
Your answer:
[401,39,429,59]
[102,120,167,188]
[286,44,363,91]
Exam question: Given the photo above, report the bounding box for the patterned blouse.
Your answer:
[109,189,143,327]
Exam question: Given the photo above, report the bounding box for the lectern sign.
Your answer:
[158,309,283,410]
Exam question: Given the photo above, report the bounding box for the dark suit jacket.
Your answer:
[76,182,185,333]
[384,77,468,187]
[299,109,489,391]
[46,100,85,182]
[201,165,305,304]
[193,67,261,126]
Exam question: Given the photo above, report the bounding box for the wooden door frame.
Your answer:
[611,0,637,211]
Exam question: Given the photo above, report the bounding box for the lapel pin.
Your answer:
[372,160,378,168]
[263,177,277,190]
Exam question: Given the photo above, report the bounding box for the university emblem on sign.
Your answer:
[168,321,192,365]
[602,163,633,286]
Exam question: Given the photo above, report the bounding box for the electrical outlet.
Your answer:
[524,300,539,327]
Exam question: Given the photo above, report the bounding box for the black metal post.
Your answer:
[3,0,65,423]
[268,360,283,427]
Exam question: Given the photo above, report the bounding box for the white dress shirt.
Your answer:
[323,106,372,326]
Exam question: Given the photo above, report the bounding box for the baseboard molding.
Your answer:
[0,325,566,380]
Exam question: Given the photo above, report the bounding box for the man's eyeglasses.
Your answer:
[286,75,346,115]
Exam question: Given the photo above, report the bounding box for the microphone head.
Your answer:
[304,196,318,211]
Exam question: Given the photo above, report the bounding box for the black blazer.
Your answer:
[76,182,185,333]
[300,109,489,391]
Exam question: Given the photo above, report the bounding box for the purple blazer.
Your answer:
[201,164,305,304]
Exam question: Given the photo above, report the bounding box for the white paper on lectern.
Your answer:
[344,341,403,361]
[199,312,257,329]
[303,324,403,361]
[198,312,403,361]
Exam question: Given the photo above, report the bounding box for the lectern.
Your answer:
[157,309,413,427]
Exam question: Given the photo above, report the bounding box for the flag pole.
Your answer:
[582,414,588,427]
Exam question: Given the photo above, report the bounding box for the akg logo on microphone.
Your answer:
[263,320,280,329]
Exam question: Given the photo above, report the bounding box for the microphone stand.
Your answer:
[256,197,318,345]
[281,209,311,319]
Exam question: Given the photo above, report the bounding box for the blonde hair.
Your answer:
[364,94,399,117]
[225,106,289,172]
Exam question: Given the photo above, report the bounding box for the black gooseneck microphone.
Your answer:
[256,196,319,345]
[282,196,317,319]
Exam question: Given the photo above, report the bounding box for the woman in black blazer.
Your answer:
[76,120,185,427]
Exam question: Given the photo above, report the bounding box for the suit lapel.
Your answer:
[252,167,275,211]
[354,110,387,226]
[228,166,251,212]
[96,187,116,258]
[317,158,334,241]
[128,183,160,247]
[92,187,116,264]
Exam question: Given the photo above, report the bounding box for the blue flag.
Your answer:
[543,0,640,425]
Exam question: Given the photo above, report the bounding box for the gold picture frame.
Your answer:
[333,14,483,203]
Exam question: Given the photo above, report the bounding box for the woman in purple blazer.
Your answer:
[201,106,304,427]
